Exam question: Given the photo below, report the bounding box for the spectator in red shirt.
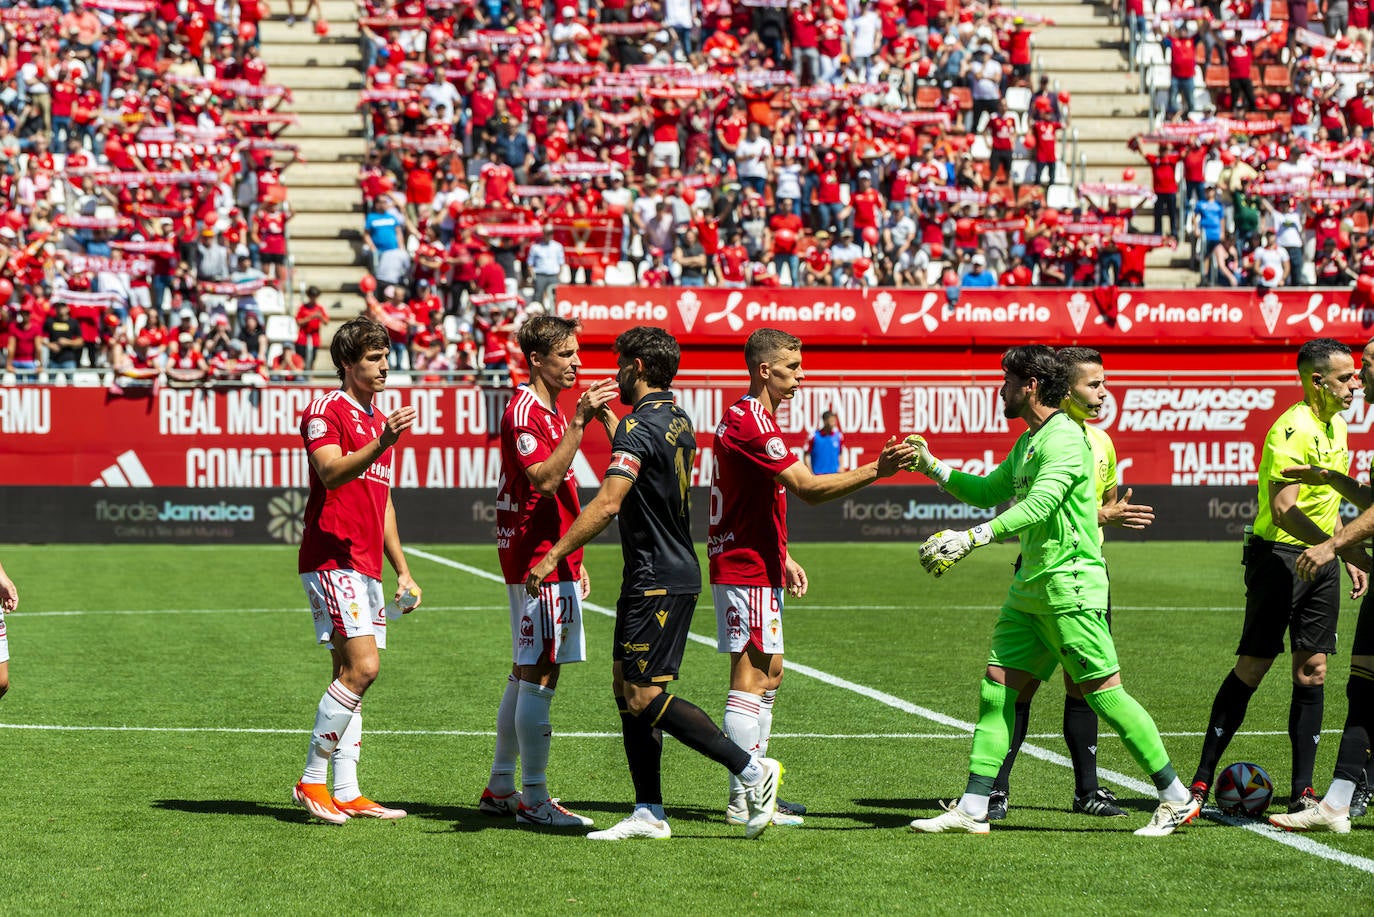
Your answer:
[1223,31,1256,115]
[1134,137,1182,239]
[294,286,330,369]
[768,199,804,285]
[1030,109,1062,187]
[5,308,43,383]
[1162,23,1198,117]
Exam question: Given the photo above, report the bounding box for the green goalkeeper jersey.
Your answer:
[943,410,1109,615]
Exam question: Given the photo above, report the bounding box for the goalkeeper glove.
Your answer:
[918,524,994,578]
[904,434,951,484]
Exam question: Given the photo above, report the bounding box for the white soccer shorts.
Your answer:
[0,613,8,664]
[712,584,785,655]
[508,582,586,666]
[301,569,387,650]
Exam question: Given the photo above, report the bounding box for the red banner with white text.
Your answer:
[553,286,1374,348]
[5,373,1374,489]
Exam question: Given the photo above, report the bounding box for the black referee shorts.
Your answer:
[613,592,698,684]
[1239,539,1340,657]
[1353,588,1374,657]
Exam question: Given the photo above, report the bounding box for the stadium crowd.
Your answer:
[1125,2,1374,288]
[0,0,307,386]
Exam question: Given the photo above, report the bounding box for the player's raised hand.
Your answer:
[381,405,417,447]
[1280,464,1329,486]
[876,435,917,477]
[1100,488,1155,529]
[575,378,618,427]
[902,434,945,477]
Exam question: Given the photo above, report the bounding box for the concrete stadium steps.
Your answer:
[260,2,367,314]
[1019,0,1197,283]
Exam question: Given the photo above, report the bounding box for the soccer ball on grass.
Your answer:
[1214,761,1274,817]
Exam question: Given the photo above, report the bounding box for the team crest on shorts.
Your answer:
[726,607,744,637]
[520,616,534,636]
[768,618,780,638]
[349,602,360,620]
[637,660,648,673]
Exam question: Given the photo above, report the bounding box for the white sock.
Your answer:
[737,757,764,785]
[757,689,776,757]
[1160,778,1190,805]
[1325,778,1357,811]
[959,792,990,820]
[516,680,555,805]
[302,679,361,784]
[724,690,762,799]
[331,710,363,802]
[488,674,520,795]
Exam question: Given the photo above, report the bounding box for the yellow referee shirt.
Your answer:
[1084,422,1117,545]
[1253,401,1349,547]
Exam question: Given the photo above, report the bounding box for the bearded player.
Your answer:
[906,345,1198,836]
[294,316,421,824]
[710,328,914,827]
[479,314,618,829]
[989,347,1156,820]
[1270,336,1374,832]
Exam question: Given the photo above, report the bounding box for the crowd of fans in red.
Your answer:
[1127,1,1374,289]
[355,0,1117,344]
[0,0,316,386]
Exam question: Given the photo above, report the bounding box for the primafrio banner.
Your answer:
[553,286,1374,346]
[4,368,1372,491]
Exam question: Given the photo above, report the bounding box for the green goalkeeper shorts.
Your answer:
[987,605,1120,684]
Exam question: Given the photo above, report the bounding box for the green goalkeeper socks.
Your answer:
[1085,683,1172,778]
[969,677,1019,778]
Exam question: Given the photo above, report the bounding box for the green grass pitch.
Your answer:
[1,541,1373,913]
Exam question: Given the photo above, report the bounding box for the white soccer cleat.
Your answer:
[908,800,990,835]
[516,797,594,828]
[742,758,782,839]
[1134,797,1202,837]
[728,793,803,827]
[587,809,672,841]
[1269,802,1352,834]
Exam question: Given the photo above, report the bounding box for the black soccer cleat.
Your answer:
[987,789,1009,821]
[777,798,807,817]
[1073,787,1127,818]
[1287,787,1319,814]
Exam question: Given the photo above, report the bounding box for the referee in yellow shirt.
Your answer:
[1190,337,1367,813]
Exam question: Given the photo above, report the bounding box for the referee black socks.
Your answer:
[1289,683,1324,796]
[1194,671,1257,786]
[640,692,752,776]
[617,696,664,807]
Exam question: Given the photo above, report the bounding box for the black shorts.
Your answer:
[260,252,286,266]
[1238,539,1340,657]
[1353,589,1374,657]
[613,592,698,684]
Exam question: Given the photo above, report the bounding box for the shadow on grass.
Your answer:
[153,799,312,825]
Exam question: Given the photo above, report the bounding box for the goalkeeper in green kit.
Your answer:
[905,345,1200,837]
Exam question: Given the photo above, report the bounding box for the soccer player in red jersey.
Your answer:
[0,559,16,700]
[709,328,914,825]
[480,314,618,829]
[294,317,420,825]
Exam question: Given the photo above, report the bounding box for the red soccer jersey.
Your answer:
[708,395,798,587]
[990,115,1017,151]
[496,385,584,584]
[298,390,394,580]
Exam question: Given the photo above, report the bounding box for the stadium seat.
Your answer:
[1045,184,1078,211]
[925,259,946,286]
[915,86,940,109]
[1272,0,1289,19]
[265,314,297,344]
[1203,158,1223,184]
[255,286,286,315]
[1005,86,1031,116]
[1204,66,1228,88]
[968,135,992,161]
[1262,66,1291,89]
[951,87,973,110]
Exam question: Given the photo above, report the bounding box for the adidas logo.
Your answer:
[90,449,153,487]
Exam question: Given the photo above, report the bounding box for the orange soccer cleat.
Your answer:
[292,782,349,825]
[331,795,407,820]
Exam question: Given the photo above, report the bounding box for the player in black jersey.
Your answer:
[526,326,781,841]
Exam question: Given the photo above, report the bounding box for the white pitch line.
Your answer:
[11,605,505,618]
[408,547,1374,875]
